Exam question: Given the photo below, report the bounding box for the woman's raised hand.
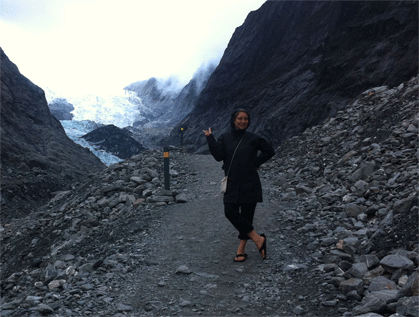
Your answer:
[203,128,212,136]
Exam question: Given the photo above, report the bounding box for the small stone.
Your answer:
[347,262,368,279]
[176,265,192,274]
[116,303,133,312]
[176,194,188,203]
[37,303,54,314]
[180,300,191,307]
[359,254,380,269]
[340,278,364,295]
[48,279,66,290]
[293,305,304,315]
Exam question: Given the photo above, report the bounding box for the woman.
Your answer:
[203,109,275,262]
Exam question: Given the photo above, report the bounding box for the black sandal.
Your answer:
[234,253,248,262]
[259,234,267,260]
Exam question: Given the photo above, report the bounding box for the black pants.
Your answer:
[224,203,257,240]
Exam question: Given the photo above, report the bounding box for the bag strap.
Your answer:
[226,133,245,178]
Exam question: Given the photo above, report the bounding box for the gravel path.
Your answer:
[110,154,353,316]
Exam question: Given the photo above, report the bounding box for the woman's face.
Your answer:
[234,112,249,130]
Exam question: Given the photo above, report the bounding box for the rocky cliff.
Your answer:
[82,124,146,159]
[170,1,418,152]
[48,98,75,121]
[0,48,106,220]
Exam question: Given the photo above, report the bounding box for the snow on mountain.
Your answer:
[45,62,217,161]
[47,90,146,128]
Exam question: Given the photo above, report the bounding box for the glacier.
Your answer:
[47,89,147,128]
[48,89,150,166]
[65,90,146,128]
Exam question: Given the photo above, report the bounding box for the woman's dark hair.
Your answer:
[231,109,251,129]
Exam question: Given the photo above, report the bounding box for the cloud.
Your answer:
[0,0,265,97]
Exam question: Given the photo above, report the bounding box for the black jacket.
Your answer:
[206,129,275,203]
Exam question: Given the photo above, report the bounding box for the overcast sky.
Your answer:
[1,0,265,97]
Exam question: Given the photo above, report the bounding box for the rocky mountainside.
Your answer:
[47,99,74,121]
[81,124,146,159]
[0,48,106,220]
[125,62,216,148]
[266,75,418,315]
[170,0,418,152]
[0,77,417,316]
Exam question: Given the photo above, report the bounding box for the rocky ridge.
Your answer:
[0,77,418,316]
[262,75,418,316]
[47,99,75,121]
[0,48,106,221]
[171,1,418,152]
[81,125,146,159]
[125,62,216,148]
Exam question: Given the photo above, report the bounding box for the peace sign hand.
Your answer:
[202,128,212,136]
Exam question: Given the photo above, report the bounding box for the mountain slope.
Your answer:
[170,1,418,152]
[125,62,216,148]
[0,48,106,220]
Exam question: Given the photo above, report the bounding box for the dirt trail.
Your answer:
[116,154,348,316]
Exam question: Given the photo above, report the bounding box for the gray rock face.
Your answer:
[261,76,418,317]
[170,1,418,152]
[48,98,74,120]
[0,48,106,220]
[82,124,146,159]
[125,63,216,148]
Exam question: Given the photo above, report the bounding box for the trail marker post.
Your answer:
[180,127,184,146]
[163,147,170,190]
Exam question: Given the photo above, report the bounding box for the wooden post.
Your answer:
[180,127,184,146]
[163,147,170,190]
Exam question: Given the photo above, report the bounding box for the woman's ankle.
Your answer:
[237,240,247,254]
[247,230,258,241]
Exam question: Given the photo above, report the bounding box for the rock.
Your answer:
[126,64,215,147]
[116,303,133,312]
[348,313,384,317]
[340,278,364,296]
[48,98,74,120]
[82,125,145,159]
[48,279,66,290]
[359,255,380,269]
[176,194,188,203]
[346,203,366,218]
[397,271,419,298]
[170,1,418,152]
[351,297,387,316]
[176,265,192,274]
[130,177,147,185]
[363,266,386,286]
[393,196,418,214]
[368,276,397,292]
[396,296,419,317]
[363,290,398,305]
[380,254,414,273]
[0,48,105,220]
[37,303,54,314]
[347,262,368,279]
